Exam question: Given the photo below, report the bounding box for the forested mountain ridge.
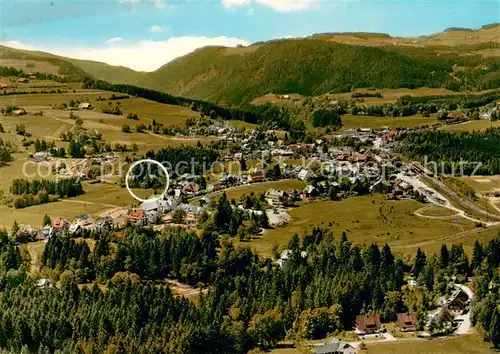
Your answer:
[1,24,498,105]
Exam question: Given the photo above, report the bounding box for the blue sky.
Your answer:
[1,0,498,71]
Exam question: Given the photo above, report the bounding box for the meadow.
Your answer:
[460,175,500,194]
[0,201,106,229]
[267,332,495,354]
[361,332,495,354]
[441,120,500,132]
[341,114,438,130]
[237,194,476,258]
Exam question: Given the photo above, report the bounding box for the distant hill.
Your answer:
[0,45,146,85]
[1,24,498,105]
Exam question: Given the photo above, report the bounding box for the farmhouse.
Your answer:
[443,288,470,316]
[140,198,173,214]
[78,102,93,110]
[39,225,53,239]
[52,218,69,234]
[95,216,113,232]
[265,189,288,207]
[447,112,466,120]
[355,314,381,334]
[12,108,27,116]
[128,209,146,226]
[397,313,418,332]
[314,339,356,354]
[248,169,265,183]
[298,167,314,181]
[16,225,39,239]
[165,203,203,224]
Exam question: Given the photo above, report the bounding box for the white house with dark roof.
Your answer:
[314,339,356,354]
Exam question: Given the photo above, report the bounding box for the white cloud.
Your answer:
[3,40,32,50]
[154,0,168,9]
[221,0,313,12]
[106,37,123,44]
[222,0,251,8]
[3,36,249,72]
[256,0,314,12]
[149,25,167,33]
[119,0,141,3]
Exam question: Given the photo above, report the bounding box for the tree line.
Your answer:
[396,128,500,175]
[10,177,84,203]
[5,223,494,353]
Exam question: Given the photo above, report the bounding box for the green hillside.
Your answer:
[139,39,498,105]
[0,45,145,85]
[64,58,147,85]
[1,24,498,105]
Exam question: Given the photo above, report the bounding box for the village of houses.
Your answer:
[9,114,482,352]
[16,123,430,242]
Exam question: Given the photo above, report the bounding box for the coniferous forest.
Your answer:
[0,225,498,353]
[396,128,500,175]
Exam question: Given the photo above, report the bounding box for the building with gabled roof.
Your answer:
[355,314,381,334]
[248,169,265,183]
[397,313,418,332]
[314,338,356,354]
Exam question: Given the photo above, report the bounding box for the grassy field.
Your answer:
[75,182,153,208]
[362,332,496,354]
[418,205,459,217]
[330,88,461,105]
[0,155,87,192]
[238,195,476,258]
[0,201,107,229]
[341,114,438,130]
[400,225,500,260]
[267,332,495,354]
[460,176,500,194]
[0,92,215,155]
[441,120,500,132]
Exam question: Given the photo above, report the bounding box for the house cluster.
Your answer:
[30,151,52,162]
[429,286,472,331]
[355,312,418,335]
[31,215,114,240]
[185,121,236,137]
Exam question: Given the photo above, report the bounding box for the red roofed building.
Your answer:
[447,112,466,120]
[383,130,396,143]
[397,313,418,332]
[355,314,381,334]
[183,183,200,193]
[349,153,371,163]
[336,152,350,162]
[52,218,69,232]
[128,209,146,226]
[248,169,265,183]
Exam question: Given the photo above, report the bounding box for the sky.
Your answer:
[0,0,498,71]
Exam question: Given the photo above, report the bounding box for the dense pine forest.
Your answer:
[396,128,500,175]
[0,224,498,353]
